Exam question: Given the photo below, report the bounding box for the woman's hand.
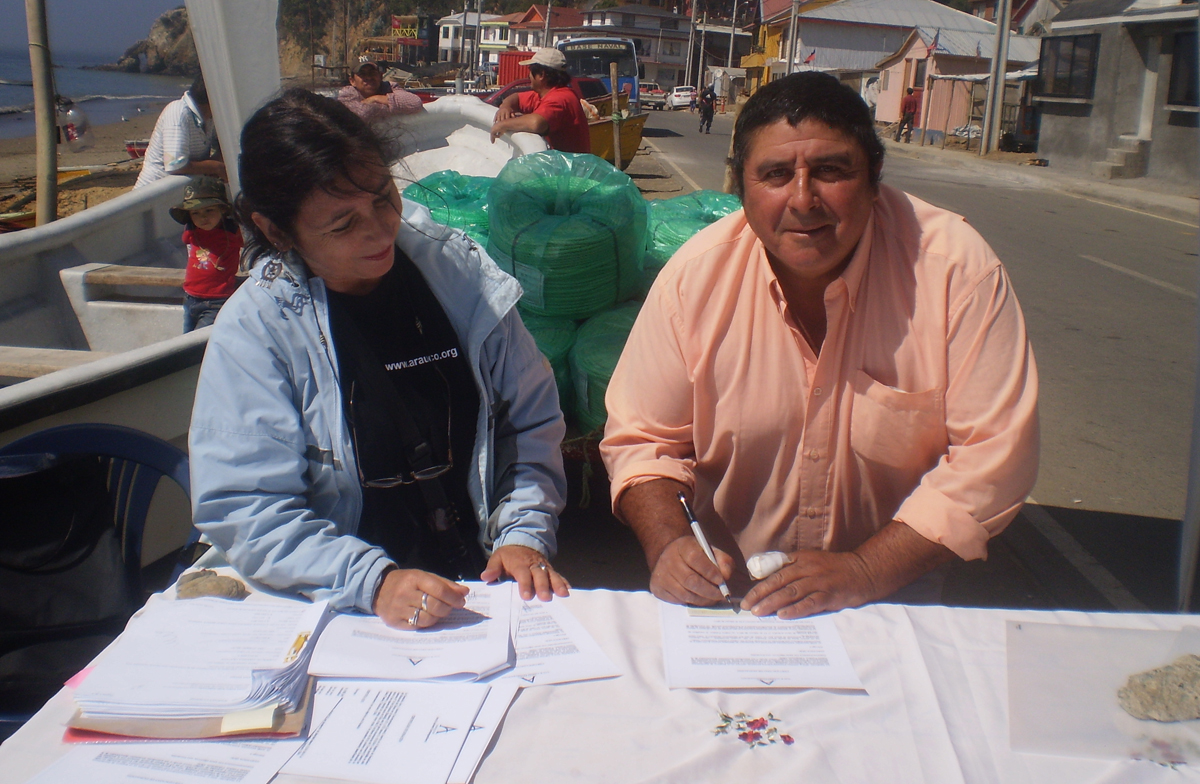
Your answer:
[480,545,570,602]
[372,567,469,629]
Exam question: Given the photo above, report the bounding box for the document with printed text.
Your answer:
[659,603,864,690]
[489,598,621,687]
[446,681,521,784]
[280,679,489,784]
[308,582,514,681]
[26,738,300,784]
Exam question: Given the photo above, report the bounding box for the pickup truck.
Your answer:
[640,82,666,110]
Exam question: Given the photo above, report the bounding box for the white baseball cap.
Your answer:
[519,48,568,70]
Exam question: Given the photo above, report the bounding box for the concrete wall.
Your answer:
[1037,21,1197,185]
[1148,27,1200,185]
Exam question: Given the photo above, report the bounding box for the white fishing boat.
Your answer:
[0,0,545,560]
[0,69,545,442]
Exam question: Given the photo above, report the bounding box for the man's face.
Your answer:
[350,67,383,97]
[740,118,877,286]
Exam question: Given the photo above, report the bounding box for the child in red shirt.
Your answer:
[170,176,243,332]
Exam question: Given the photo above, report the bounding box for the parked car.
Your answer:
[485,76,609,107]
[667,85,696,110]
[641,81,666,110]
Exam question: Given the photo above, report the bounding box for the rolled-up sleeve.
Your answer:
[601,276,698,515]
[893,264,1039,560]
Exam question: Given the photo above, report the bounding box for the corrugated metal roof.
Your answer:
[797,0,998,31]
[912,27,1041,61]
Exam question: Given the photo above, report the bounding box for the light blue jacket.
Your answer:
[188,200,567,613]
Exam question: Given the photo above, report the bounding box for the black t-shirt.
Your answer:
[326,251,483,577]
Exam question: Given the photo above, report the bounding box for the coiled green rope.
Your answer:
[640,190,742,297]
[569,302,642,435]
[487,152,648,320]
[520,312,578,412]
[403,171,493,246]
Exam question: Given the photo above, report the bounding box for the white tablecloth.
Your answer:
[4,590,1200,783]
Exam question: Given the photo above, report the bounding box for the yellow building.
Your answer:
[740,0,842,95]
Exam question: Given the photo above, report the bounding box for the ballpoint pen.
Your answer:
[677,492,739,612]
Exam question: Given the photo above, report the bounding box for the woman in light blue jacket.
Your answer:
[189,89,569,629]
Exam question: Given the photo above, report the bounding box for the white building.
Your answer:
[437,11,500,64]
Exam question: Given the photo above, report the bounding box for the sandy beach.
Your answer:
[0,111,162,218]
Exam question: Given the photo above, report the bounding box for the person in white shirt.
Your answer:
[134,74,226,188]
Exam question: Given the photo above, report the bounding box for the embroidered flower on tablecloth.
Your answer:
[714,711,795,748]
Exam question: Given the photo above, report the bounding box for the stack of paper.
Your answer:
[309,582,516,681]
[73,597,332,723]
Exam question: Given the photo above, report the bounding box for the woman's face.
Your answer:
[288,166,403,295]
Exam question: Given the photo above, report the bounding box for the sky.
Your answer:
[0,0,185,60]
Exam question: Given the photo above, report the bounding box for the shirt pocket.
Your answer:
[849,369,947,472]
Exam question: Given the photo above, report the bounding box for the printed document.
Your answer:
[74,597,330,718]
[280,679,488,784]
[308,582,514,681]
[446,681,521,784]
[659,603,863,690]
[26,738,300,784]
[489,598,620,686]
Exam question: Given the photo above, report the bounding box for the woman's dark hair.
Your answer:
[730,72,884,198]
[235,88,397,264]
[529,63,571,89]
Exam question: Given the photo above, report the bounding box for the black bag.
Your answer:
[0,453,138,714]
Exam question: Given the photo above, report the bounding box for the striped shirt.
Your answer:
[134,92,214,188]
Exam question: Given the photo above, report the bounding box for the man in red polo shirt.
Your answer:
[490,48,591,154]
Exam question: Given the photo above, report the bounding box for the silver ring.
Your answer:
[408,607,421,627]
[535,563,549,572]
[420,592,429,612]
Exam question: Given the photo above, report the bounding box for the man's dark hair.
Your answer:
[529,63,571,89]
[235,88,398,265]
[730,72,885,198]
[189,73,208,106]
[906,87,914,95]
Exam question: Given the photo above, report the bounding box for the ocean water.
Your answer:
[0,49,190,140]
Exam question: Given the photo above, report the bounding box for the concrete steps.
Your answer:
[1092,135,1148,180]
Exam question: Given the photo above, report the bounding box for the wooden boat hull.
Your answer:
[588,113,647,170]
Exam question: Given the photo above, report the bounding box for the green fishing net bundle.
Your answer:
[640,190,742,296]
[403,171,493,246]
[487,152,648,320]
[520,312,578,412]
[569,302,642,435]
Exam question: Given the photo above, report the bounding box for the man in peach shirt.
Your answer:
[600,73,1038,618]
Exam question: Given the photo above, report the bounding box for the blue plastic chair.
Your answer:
[0,423,191,739]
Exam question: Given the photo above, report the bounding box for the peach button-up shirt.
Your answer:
[600,184,1038,561]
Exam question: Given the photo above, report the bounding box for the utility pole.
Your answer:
[726,0,738,69]
[980,0,1011,155]
[684,8,696,88]
[697,10,707,88]
[25,0,56,225]
[785,0,799,76]
[457,0,468,68]
[544,0,552,47]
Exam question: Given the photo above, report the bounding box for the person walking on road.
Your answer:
[698,87,716,134]
[895,87,920,143]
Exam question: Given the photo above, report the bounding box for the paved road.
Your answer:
[640,107,1199,608]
